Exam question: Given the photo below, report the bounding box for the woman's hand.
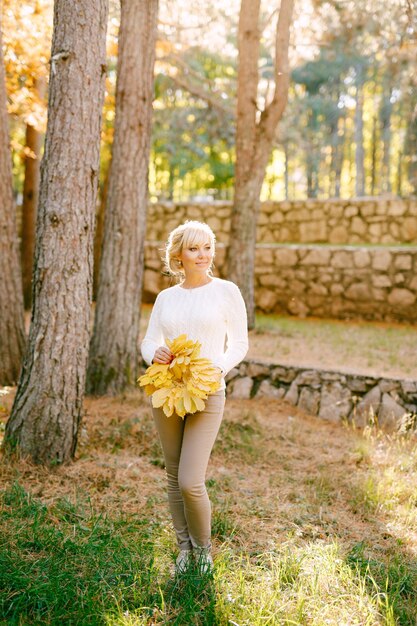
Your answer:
[152,346,174,364]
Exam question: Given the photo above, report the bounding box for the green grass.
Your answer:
[2,482,416,625]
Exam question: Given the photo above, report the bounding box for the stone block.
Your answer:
[351,216,367,236]
[294,370,321,386]
[270,210,284,224]
[345,283,370,301]
[353,249,371,268]
[372,288,386,301]
[331,250,354,268]
[257,288,280,312]
[246,362,271,378]
[394,255,412,270]
[319,382,352,422]
[387,201,406,216]
[388,288,416,307]
[355,385,381,425]
[275,248,298,266]
[303,248,331,266]
[372,249,392,271]
[330,284,344,296]
[401,217,417,241]
[372,274,391,288]
[256,380,285,399]
[298,387,321,414]
[379,380,400,393]
[346,376,370,393]
[229,377,253,398]
[285,381,299,405]
[259,274,287,288]
[378,393,407,427]
[329,226,349,244]
[394,273,405,285]
[369,223,382,239]
[359,204,376,217]
[345,205,359,217]
[257,248,274,265]
[287,297,309,317]
[309,284,328,296]
[271,366,298,383]
[401,380,417,395]
[299,220,327,242]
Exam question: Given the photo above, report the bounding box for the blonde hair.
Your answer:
[164,220,216,277]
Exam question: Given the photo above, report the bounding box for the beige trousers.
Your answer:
[152,390,226,550]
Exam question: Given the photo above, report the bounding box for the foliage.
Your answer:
[138,334,221,417]
[1,0,416,199]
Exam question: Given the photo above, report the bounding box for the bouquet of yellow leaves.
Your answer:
[138,334,221,418]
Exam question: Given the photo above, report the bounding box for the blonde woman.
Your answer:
[141,220,248,575]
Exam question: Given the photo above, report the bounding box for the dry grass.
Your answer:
[1,376,417,622]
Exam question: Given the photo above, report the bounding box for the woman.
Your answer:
[141,220,248,575]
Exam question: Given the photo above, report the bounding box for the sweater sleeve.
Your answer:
[141,294,164,366]
[213,282,248,375]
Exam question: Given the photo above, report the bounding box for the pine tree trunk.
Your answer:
[0,16,25,385]
[370,113,377,195]
[4,0,108,464]
[87,0,159,394]
[227,0,294,329]
[380,85,393,193]
[93,168,109,301]
[21,78,46,310]
[354,64,365,197]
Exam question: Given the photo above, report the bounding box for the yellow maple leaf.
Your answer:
[137,334,221,418]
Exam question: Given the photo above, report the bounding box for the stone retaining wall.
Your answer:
[227,359,417,428]
[147,197,417,245]
[143,242,417,323]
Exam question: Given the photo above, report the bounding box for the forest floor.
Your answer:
[1,381,417,624]
[1,314,416,623]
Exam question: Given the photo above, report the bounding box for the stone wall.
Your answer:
[143,242,417,323]
[146,197,417,245]
[226,359,417,429]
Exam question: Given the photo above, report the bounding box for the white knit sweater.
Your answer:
[141,277,249,389]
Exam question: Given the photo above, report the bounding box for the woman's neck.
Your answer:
[180,273,212,289]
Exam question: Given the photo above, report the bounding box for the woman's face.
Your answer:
[178,238,214,276]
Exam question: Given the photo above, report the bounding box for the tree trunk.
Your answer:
[370,113,377,195]
[87,0,159,394]
[0,15,26,386]
[93,167,109,301]
[380,84,393,193]
[21,79,46,310]
[354,64,365,197]
[4,0,108,464]
[227,0,294,328]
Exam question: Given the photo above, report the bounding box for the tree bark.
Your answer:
[4,0,108,464]
[93,168,109,301]
[226,0,294,328]
[0,15,26,386]
[87,0,159,394]
[380,83,393,194]
[21,79,46,310]
[354,63,365,197]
